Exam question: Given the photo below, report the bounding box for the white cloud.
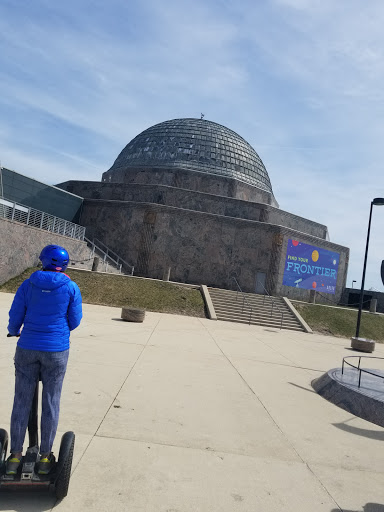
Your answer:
[0,0,383,290]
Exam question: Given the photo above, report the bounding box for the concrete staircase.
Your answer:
[207,287,306,332]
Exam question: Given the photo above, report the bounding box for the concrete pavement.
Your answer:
[0,291,384,511]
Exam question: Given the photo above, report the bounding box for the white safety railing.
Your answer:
[0,198,85,241]
[85,237,134,275]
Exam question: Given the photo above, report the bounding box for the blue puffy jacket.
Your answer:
[8,271,82,352]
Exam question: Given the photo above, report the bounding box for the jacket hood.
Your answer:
[29,270,71,290]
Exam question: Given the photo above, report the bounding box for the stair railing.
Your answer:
[231,276,253,325]
[93,238,135,275]
[85,237,134,275]
[258,281,284,330]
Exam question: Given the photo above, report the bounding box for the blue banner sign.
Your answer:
[283,239,340,294]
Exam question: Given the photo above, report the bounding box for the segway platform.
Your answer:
[0,429,75,499]
[0,377,75,499]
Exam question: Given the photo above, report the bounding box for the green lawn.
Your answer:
[0,268,207,318]
[294,302,384,342]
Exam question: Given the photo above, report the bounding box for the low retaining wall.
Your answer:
[0,218,91,285]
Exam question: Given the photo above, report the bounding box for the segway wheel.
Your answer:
[55,431,75,500]
[0,428,9,468]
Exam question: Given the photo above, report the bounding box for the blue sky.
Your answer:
[1,0,383,292]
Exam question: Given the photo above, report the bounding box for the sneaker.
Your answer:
[38,453,56,475]
[5,455,22,475]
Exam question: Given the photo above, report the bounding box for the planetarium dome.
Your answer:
[106,118,273,194]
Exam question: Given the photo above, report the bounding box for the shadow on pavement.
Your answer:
[332,421,384,441]
[331,504,384,512]
[288,382,316,393]
[0,491,56,511]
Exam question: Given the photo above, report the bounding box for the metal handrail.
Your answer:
[0,197,85,241]
[257,280,284,330]
[93,238,134,271]
[84,237,134,275]
[342,356,384,388]
[231,276,253,325]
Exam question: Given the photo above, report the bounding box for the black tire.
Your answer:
[55,431,75,500]
[0,428,9,468]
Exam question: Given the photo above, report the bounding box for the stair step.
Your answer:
[212,301,294,316]
[211,297,289,309]
[209,294,286,307]
[207,287,304,332]
[210,297,285,307]
[209,289,285,300]
[213,306,298,324]
[215,315,305,331]
[215,315,301,329]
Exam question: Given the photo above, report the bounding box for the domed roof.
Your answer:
[108,118,273,194]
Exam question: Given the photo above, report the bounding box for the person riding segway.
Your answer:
[1,245,82,499]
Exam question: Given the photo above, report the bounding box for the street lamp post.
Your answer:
[352,280,356,288]
[355,197,384,339]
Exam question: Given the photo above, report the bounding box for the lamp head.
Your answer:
[372,197,384,205]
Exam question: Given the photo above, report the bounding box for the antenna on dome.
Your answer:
[200,113,205,120]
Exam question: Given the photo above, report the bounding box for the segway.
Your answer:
[0,334,75,500]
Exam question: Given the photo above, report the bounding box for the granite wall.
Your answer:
[57,181,328,240]
[0,217,91,285]
[79,199,348,301]
[99,166,277,206]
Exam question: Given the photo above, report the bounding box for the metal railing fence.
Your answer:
[259,281,284,330]
[231,276,254,325]
[342,356,384,388]
[84,237,134,275]
[0,198,85,241]
[231,275,284,329]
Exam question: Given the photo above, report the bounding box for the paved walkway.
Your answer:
[1,291,384,512]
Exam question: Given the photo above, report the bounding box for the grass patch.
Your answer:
[294,303,384,342]
[0,268,206,318]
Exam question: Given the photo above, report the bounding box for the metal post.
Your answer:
[11,202,16,220]
[356,202,373,338]
[370,299,377,313]
[28,381,39,448]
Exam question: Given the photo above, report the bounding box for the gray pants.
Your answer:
[11,346,69,454]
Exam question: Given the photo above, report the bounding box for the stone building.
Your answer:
[58,118,349,301]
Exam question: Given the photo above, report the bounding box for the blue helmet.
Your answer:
[39,245,69,271]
